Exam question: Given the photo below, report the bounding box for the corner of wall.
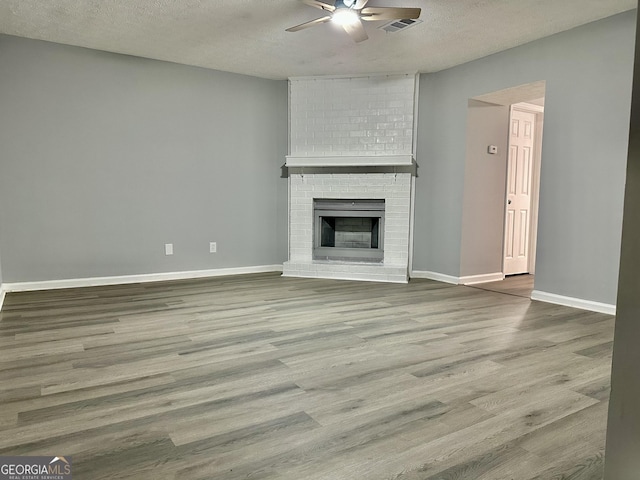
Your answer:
[410,270,460,285]
[0,285,5,313]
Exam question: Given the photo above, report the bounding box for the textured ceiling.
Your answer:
[0,0,635,80]
[474,80,546,106]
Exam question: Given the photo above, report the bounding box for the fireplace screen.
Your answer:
[314,199,384,262]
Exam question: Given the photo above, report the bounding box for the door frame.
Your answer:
[503,102,544,275]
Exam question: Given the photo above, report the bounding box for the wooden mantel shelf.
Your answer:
[285,155,414,168]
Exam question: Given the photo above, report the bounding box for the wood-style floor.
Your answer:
[470,274,535,299]
[0,273,613,479]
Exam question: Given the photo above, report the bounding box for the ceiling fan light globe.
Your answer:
[332,9,359,26]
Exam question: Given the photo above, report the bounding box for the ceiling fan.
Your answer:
[286,0,421,43]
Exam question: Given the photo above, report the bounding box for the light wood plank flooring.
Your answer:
[0,273,613,479]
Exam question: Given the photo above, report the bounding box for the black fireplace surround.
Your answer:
[313,199,385,262]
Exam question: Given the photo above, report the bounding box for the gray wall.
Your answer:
[459,100,510,277]
[605,9,640,477]
[414,11,635,305]
[0,12,635,306]
[0,35,288,282]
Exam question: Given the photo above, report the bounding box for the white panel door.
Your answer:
[504,108,536,275]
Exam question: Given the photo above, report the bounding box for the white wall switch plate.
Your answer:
[488,145,498,154]
[210,242,217,253]
[165,243,173,255]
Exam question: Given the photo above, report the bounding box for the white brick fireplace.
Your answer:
[283,74,417,283]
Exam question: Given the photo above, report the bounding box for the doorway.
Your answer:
[459,81,546,294]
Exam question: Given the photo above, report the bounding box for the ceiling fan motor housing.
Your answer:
[339,0,357,8]
[286,0,422,43]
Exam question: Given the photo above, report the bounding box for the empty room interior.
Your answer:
[1,0,640,478]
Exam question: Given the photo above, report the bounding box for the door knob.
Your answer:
[508,200,512,204]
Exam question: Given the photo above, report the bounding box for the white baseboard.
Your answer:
[0,286,5,312]
[531,290,616,315]
[460,272,504,285]
[410,270,460,285]
[2,265,284,293]
[282,272,408,284]
[411,271,503,286]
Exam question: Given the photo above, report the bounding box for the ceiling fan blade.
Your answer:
[360,7,421,21]
[300,0,336,12]
[354,0,369,8]
[342,18,368,43]
[286,15,332,32]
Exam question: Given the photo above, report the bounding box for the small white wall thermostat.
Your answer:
[488,145,498,154]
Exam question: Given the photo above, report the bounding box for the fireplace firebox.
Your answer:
[313,199,385,262]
